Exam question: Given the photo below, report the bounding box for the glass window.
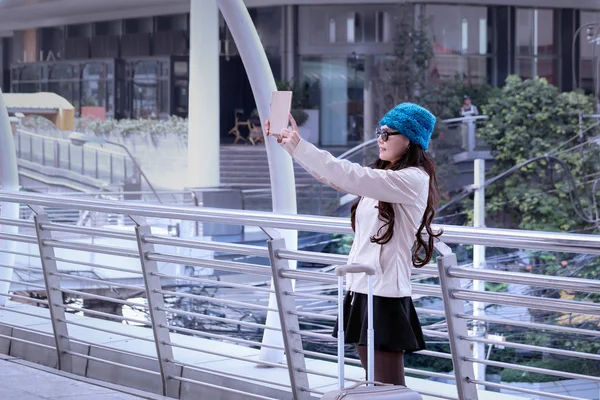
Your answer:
[516,9,556,56]
[580,11,600,93]
[428,5,488,55]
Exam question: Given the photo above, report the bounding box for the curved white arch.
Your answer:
[0,87,19,306]
[216,0,298,364]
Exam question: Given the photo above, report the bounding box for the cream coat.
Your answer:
[293,139,429,297]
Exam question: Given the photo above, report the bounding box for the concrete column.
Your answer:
[0,87,19,306]
[188,0,220,188]
[473,159,487,388]
[363,55,375,141]
[217,0,298,365]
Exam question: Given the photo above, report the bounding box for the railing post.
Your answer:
[267,237,311,400]
[131,215,180,398]
[95,150,99,179]
[31,207,73,373]
[437,248,479,400]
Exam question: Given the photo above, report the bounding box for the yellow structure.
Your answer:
[3,92,75,130]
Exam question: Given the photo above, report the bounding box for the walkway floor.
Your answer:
[0,357,148,400]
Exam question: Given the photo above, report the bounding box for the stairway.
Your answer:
[219,145,343,215]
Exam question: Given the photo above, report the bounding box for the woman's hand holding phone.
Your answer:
[264,114,301,156]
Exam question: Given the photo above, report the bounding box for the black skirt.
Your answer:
[332,291,426,353]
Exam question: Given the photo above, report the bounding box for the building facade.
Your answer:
[1,0,600,146]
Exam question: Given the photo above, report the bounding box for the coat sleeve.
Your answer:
[292,139,428,204]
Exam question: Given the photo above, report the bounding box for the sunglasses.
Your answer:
[375,126,402,142]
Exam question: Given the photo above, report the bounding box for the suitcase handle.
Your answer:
[334,263,376,276]
[334,263,376,388]
[344,381,392,390]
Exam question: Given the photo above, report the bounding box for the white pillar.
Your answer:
[473,158,487,388]
[0,87,19,306]
[217,0,298,364]
[188,0,220,188]
[363,55,375,141]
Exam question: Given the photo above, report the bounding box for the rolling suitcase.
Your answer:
[321,264,423,400]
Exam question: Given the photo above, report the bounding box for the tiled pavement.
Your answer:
[0,358,148,400]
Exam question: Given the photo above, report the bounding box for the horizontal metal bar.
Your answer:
[51,257,143,275]
[153,272,274,294]
[147,253,272,277]
[416,350,453,360]
[159,323,284,351]
[64,336,158,360]
[0,306,51,320]
[297,367,361,383]
[158,306,277,332]
[461,335,600,362]
[292,330,334,341]
[65,351,161,375]
[449,266,600,293]
[280,269,335,284]
[143,234,270,257]
[60,319,155,342]
[467,379,582,400]
[0,322,54,337]
[167,358,291,389]
[285,291,334,302]
[289,310,337,321]
[6,191,600,255]
[463,357,600,382]
[404,367,457,381]
[0,249,40,258]
[422,329,449,338]
[414,307,446,316]
[0,264,42,274]
[56,288,148,309]
[413,284,443,297]
[0,277,45,289]
[276,249,346,265]
[0,333,55,350]
[0,232,38,244]
[0,217,34,228]
[0,292,49,305]
[43,239,139,258]
[452,289,600,315]
[156,289,277,312]
[57,304,150,325]
[167,341,286,369]
[40,222,136,241]
[50,272,145,290]
[169,376,278,400]
[457,313,600,337]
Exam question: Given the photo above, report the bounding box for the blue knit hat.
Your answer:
[379,103,436,150]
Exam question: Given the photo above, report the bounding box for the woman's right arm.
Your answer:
[292,139,428,204]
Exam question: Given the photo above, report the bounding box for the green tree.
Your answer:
[479,75,600,232]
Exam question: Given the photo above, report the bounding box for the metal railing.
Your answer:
[0,191,599,400]
[14,129,136,187]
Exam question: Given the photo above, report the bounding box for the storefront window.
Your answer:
[516,8,557,85]
[427,5,489,82]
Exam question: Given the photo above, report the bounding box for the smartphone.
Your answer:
[269,91,293,138]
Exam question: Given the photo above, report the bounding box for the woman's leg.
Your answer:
[355,345,406,386]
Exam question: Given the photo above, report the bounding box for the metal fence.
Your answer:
[0,190,599,400]
[15,129,135,187]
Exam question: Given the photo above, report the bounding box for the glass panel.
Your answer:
[428,5,460,54]
[537,58,557,84]
[580,59,596,93]
[81,80,105,107]
[160,80,169,114]
[516,9,555,57]
[364,10,376,42]
[461,7,488,55]
[19,83,39,93]
[20,66,41,81]
[517,58,534,80]
[83,63,104,79]
[254,6,282,56]
[49,64,74,80]
[48,81,74,104]
[431,56,461,80]
[516,9,533,56]
[174,61,188,78]
[580,12,600,58]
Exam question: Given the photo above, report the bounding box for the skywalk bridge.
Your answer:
[0,190,598,400]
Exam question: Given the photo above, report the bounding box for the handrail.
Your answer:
[16,129,127,157]
[2,190,600,255]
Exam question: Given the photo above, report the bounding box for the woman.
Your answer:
[266,102,442,386]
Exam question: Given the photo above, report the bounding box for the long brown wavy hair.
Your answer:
[350,144,442,268]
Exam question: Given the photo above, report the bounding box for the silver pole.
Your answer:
[217,0,299,364]
[0,87,19,306]
[473,159,487,388]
